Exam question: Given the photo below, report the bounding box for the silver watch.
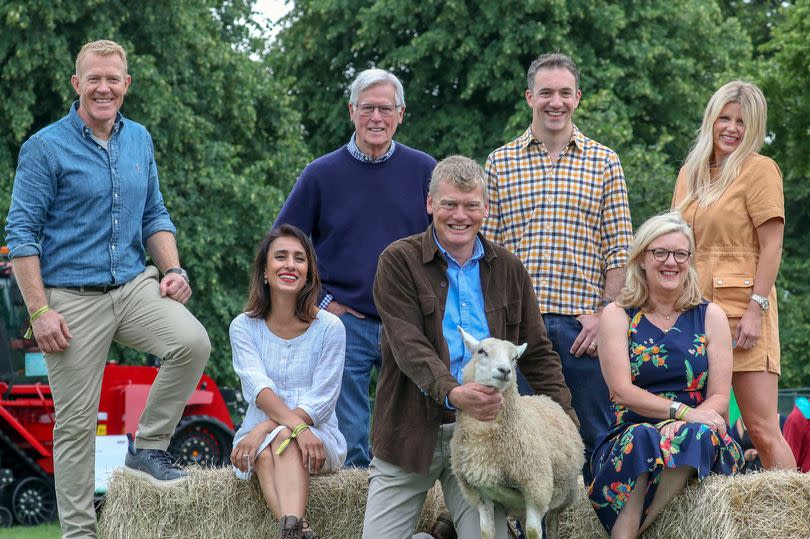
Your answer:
[165,267,189,284]
[750,293,769,311]
[669,400,682,420]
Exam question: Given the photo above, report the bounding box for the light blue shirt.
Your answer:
[5,102,176,287]
[434,230,489,407]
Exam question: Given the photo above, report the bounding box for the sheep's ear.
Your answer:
[513,343,528,361]
[458,326,479,351]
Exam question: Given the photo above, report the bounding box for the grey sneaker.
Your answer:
[123,435,187,487]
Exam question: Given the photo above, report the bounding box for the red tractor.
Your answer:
[0,248,235,527]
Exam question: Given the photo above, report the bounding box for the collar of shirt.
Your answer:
[432,228,489,396]
[519,124,586,154]
[346,132,397,163]
[68,100,124,139]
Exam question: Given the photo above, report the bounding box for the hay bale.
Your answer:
[100,467,809,538]
[98,467,447,538]
[558,470,810,539]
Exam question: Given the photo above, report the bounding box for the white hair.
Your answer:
[348,69,405,107]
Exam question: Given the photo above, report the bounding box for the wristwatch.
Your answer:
[165,267,189,284]
[750,293,769,311]
[669,400,682,420]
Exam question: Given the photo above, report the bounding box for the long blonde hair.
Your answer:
[617,212,702,312]
[676,81,767,210]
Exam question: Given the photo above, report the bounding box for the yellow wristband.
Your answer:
[675,404,689,421]
[24,305,50,339]
[274,424,310,456]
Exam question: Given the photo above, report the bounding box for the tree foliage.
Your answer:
[0,0,310,385]
[762,0,810,387]
[273,0,752,225]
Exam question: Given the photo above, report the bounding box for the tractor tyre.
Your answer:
[169,420,231,468]
[0,505,12,527]
[10,476,56,526]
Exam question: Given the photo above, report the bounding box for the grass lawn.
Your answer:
[0,523,60,538]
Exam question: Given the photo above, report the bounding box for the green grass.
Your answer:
[0,522,60,538]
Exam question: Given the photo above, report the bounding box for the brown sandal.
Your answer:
[279,515,303,539]
[301,519,319,539]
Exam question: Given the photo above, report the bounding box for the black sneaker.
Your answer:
[123,434,187,486]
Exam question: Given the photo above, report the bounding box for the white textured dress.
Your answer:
[230,309,347,479]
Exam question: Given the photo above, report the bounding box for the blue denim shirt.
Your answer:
[434,230,489,408]
[5,102,176,287]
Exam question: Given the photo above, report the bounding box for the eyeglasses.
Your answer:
[646,248,691,263]
[437,200,485,213]
[355,104,400,117]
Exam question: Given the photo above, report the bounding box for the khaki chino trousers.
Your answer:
[362,423,509,539]
[44,266,210,539]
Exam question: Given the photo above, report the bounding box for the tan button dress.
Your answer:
[672,153,784,373]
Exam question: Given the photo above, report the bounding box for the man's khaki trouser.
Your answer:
[44,266,210,539]
[362,423,509,539]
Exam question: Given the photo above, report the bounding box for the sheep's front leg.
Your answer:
[524,502,547,539]
[478,497,496,539]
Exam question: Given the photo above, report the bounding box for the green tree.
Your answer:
[763,0,810,388]
[1,1,310,385]
[273,0,752,224]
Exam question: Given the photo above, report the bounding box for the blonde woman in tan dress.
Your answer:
[672,80,796,470]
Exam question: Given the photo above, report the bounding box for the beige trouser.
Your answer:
[44,266,210,539]
[362,423,509,539]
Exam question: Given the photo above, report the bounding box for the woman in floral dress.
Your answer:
[589,212,742,538]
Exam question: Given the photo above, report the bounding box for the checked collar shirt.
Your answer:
[481,125,632,316]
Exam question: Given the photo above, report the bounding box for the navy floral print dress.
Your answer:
[588,302,743,533]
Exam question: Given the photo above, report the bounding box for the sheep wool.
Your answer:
[450,329,585,539]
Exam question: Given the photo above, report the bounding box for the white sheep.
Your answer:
[450,328,584,539]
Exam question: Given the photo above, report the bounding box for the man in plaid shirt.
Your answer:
[481,52,633,482]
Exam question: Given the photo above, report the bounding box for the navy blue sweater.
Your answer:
[274,143,436,317]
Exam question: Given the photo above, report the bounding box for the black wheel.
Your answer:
[169,423,227,467]
[0,506,12,528]
[10,477,56,526]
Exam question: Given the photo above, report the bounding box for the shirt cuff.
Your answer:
[319,293,334,310]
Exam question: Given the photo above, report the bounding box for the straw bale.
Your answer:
[98,467,447,539]
[558,470,810,539]
[99,467,810,538]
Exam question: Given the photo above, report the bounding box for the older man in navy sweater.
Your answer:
[274,69,436,467]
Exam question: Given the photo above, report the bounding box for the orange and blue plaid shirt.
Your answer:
[481,125,632,315]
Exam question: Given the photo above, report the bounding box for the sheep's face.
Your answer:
[458,327,528,392]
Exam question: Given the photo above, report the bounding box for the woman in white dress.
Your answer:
[230,224,346,539]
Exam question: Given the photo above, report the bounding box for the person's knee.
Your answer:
[745,419,780,448]
[53,411,96,445]
[167,322,211,367]
[255,448,273,469]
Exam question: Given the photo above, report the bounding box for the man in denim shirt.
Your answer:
[4,40,210,539]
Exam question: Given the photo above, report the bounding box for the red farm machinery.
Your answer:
[0,247,235,527]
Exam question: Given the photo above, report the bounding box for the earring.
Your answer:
[263,275,268,285]
[641,264,646,271]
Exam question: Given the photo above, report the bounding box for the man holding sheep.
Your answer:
[363,155,577,538]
